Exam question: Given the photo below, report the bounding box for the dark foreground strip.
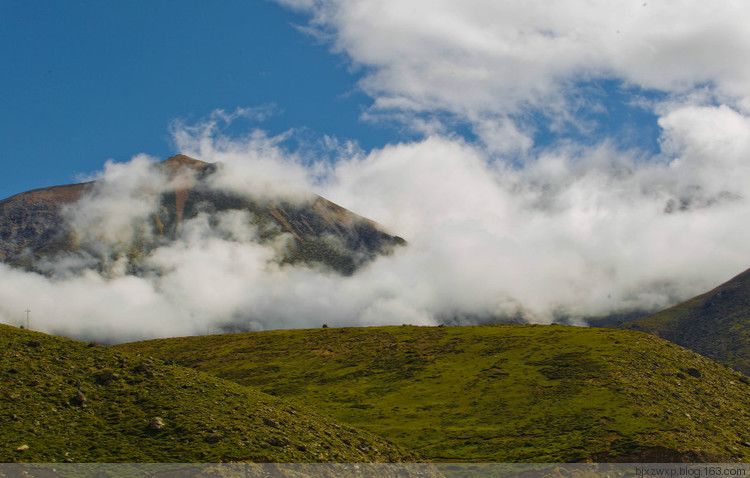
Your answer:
[0,463,748,478]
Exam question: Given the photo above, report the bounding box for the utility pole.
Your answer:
[24,308,30,329]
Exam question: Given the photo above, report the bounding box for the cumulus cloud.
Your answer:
[170,109,317,200]
[59,155,169,270]
[279,0,750,145]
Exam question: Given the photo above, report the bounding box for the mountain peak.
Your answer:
[160,154,215,180]
[163,153,205,164]
[161,153,210,169]
[0,154,405,275]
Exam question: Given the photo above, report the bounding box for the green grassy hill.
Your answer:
[0,324,411,463]
[623,268,750,375]
[120,324,750,462]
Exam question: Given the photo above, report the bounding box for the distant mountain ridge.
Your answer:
[621,267,750,374]
[0,154,405,275]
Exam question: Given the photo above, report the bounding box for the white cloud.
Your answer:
[320,126,750,322]
[171,113,316,201]
[280,0,750,132]
[62,155,167,256]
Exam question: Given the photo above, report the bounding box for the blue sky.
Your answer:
[0,1,669,200]
[0,0,400,198]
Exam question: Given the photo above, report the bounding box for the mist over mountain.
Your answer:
[2,108,750,343]
[0,154,403,277]
[0,150,412,341]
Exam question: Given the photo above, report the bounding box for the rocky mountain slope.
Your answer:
[621,267,750,374]
[120,324,750,462]
[0,324,411,462]
[0,154,404,275]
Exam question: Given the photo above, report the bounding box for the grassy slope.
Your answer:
[623,268,750,375]
[0,324,410,463]
[121,325,750,462]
